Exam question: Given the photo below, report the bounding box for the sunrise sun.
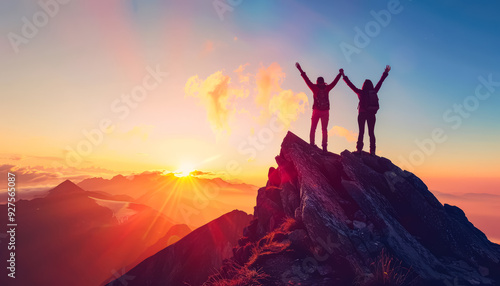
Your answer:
[174,163,195,178]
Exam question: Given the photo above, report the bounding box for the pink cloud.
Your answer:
[329,126,358,142]
[255,63,308,126]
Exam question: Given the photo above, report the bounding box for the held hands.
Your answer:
[339,68,344,76]
[384,65,391,73]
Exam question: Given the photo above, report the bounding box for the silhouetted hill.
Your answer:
[106,210,253,286]
[0,180,188,286]
[125,223,192,276]
[206,132,500,285]
[48,179,86,195]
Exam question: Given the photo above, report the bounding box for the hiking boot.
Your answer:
[356,141,364,153]
[322,145,328,153]
[370,149,376,156]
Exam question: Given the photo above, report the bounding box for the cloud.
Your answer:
[270,89,308,126]
[255,63,308,126]
[0,154,60,162]
[8,154,25,161]
[185,71,247,135]
[0,164,60,186]
[255,63,284,119]
[0,164,119,192]
[189,170,216,177]
[0,164,122,202]
[433,191,500,201]
[329,126,358,142]
[234,63,250,83]
[0,165,70,193]
[185,62,308,136]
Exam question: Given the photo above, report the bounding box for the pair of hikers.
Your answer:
[296,62,391,155]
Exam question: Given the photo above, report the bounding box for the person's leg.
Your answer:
[320,110,329,151]
[356,113,366,152]
[367,113,376,155]
[310,109,320,146]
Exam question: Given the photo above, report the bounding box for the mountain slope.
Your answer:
[106,210,253,286]
[0,180,186,286]
[209,132,500,285]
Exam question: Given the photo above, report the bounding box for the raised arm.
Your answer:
[374,65,390,92]
[342,70,361,94]
[296,62,314,90]
[327,69,343,89]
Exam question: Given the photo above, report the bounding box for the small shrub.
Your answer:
[367,249,418,286]
[203,259,269,286]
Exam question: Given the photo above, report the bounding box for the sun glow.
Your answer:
[174,163,195,177]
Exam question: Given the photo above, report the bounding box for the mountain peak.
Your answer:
[220,131,500,285]
[47,179,86,197]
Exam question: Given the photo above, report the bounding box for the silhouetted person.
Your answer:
[296,62,342,153]
[341,65,391,155]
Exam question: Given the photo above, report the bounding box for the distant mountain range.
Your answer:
[0,180,190,286]
[77,172,257,229]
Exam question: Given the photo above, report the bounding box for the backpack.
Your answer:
[359,90,379,112]
[314,86,330,110]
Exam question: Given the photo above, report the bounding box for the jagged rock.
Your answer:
[288,229,309,249]
[233,241,253,265]
[254,186,287,237]
[226,131,500,285]
[267,166,281,187]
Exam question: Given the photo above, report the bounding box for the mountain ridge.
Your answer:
[105,209,253,286]
[209,131,500,285]
[77,171,258,229]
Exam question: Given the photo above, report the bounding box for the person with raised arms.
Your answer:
[296,62,343,153]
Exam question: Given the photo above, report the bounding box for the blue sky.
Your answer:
[0,0,499,187]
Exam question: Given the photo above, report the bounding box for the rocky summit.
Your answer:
[210,131,500,286]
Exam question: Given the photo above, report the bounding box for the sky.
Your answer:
[1,0,499,197]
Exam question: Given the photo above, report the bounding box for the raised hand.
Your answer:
[296,62,303,72]
[339,68,344,76]
[385,65,391,73]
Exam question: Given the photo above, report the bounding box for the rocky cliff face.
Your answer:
[214,132,500,285]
